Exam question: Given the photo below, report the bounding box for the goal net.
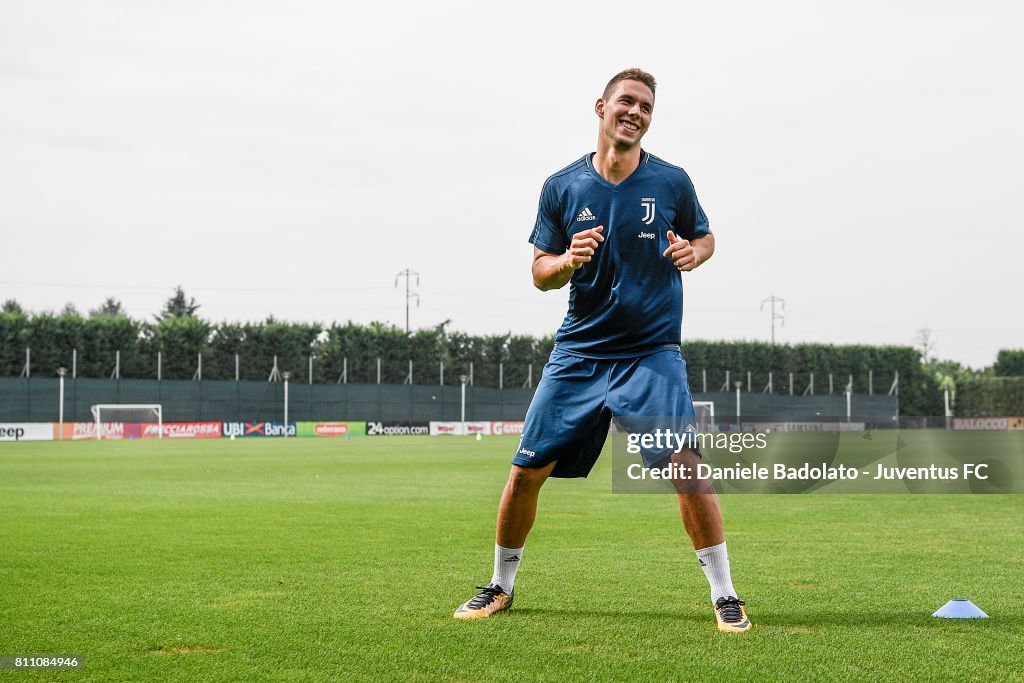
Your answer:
[693,401,716,433]
[90,404,163,440]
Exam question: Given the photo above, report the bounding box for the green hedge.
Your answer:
[1,311,943,413]
[994,349,1024,377]
[682,341,939,415]
[956,377,1024,417]
[0,313,554,389]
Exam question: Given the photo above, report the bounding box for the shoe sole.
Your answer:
[717,618,752,633]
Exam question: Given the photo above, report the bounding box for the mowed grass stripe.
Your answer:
[1,437,1022,682]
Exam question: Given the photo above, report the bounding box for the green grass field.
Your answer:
[1,436,1022,682]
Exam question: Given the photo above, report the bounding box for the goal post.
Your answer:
[693,401,715,433]
[90,404,163,440]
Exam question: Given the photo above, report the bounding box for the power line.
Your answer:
[394,269,420,334]
[761,294,782,344]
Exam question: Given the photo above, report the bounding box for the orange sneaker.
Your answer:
[714,596,752,633]
[453,583,514,620]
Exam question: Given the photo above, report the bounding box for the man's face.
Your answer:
[596,79,654,150]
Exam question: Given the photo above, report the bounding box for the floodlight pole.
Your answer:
[459,374,468,434]
[57,367,67,441]
[282,371,290,434]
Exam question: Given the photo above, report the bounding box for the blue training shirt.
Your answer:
[529,150,710,358]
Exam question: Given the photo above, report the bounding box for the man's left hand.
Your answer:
[663,230,699,271]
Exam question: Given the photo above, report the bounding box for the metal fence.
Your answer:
[0,377,897,424]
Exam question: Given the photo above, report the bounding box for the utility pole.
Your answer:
[760,295,785,345]
[395,269,420,334]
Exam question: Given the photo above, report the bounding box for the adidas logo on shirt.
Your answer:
[576,207,597,222]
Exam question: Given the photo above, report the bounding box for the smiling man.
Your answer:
[453,68,751,633]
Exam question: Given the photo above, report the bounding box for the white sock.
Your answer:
[490,544,524,593]
[696,541,738,604]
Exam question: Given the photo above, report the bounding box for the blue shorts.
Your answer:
[512,346,699,478]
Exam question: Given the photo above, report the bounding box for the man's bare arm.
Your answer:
[662,230,715,272]
[532,225,605,291]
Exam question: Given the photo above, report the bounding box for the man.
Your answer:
[453,68,751,633]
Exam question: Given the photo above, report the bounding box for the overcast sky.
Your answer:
[1,0,1021,368]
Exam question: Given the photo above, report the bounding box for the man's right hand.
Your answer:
[564,225,605,271]
[532,225,605,291]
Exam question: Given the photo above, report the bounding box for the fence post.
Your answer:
[283,372,290,428]
[377,358,381,385]
[499,362,504,390]
[888,371,899,418]
[702,369,707,393]
[57,367,67,439]
[157,351,162,381]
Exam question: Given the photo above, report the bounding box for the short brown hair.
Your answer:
[602,68,657,101]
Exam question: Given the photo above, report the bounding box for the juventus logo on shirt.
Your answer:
[641,197,656,225]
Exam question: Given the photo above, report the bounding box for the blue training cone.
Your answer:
[932,599,989,619]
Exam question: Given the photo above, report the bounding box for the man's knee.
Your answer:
[506,463,555,498]
[668,448,715,496]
